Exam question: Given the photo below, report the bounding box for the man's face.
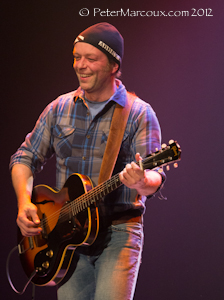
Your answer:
[73,43,117,101]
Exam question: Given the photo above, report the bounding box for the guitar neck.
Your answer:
[70,141,181,215]
[71,159,146,212]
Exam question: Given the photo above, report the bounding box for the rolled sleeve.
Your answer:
[130,99,166,197]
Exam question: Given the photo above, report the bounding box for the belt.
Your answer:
[99,210,143,229]
[111,214,143,225]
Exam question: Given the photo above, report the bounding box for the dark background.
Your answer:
[1,0,224,299]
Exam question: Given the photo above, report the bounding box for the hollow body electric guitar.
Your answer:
[17,141,181,286]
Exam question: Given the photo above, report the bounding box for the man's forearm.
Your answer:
[11,164,34,205]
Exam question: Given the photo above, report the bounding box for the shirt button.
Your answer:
[82,156,86,160]
[86,135,90,139]
[87,112,90,116]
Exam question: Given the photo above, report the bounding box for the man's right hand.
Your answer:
[11,164,42,237]
[17,199,42,237]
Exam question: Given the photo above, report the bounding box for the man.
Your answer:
[10,23,164,300]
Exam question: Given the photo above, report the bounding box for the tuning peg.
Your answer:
[169,139,174,144]
[161,143,167,149]
[155,147,159,151]
[166,165,170,171]
[173,163,178,168]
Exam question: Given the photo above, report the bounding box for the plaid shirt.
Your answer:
[10,80,162,215]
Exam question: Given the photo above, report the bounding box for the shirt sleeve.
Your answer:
[9,102,55,174]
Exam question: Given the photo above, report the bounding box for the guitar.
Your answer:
[17,140,181,286]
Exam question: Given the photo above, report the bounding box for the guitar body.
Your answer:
[17,173,99,286]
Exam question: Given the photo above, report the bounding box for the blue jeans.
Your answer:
[57,222,144,300]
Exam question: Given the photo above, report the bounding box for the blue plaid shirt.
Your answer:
[10,80,163,215]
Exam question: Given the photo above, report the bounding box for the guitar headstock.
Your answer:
[142,140,181,171]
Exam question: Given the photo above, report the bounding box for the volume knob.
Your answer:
[46,250,53,258]
[42,261,50,269]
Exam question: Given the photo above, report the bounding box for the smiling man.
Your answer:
[10,23,164,300]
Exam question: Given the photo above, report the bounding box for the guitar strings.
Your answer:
[38,173,122,230]
[38,180,110,229]
[48,159,151,225]
[35,147,176,230]
[38,159,151,229]
[38,158,152,229]
[38,153,165,229]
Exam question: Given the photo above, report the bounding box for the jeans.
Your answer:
[57,222,144,300]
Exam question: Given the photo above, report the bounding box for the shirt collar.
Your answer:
[73,79,127,108]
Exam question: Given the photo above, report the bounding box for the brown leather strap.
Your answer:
[98,92,136,184]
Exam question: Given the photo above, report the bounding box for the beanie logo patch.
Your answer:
[74,35,85,43]
[98,41,121,62]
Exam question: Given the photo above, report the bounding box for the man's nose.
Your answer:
[77,57,87,69]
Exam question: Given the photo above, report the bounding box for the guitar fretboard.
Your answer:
[70,173,122,216]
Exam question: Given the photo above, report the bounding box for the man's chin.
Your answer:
[80,84,90,91]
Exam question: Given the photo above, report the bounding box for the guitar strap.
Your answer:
[98,92,136,184]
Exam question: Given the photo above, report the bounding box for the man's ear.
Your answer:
[111,62,119,75]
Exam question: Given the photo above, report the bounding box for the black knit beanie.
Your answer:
[74,22,124,68]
